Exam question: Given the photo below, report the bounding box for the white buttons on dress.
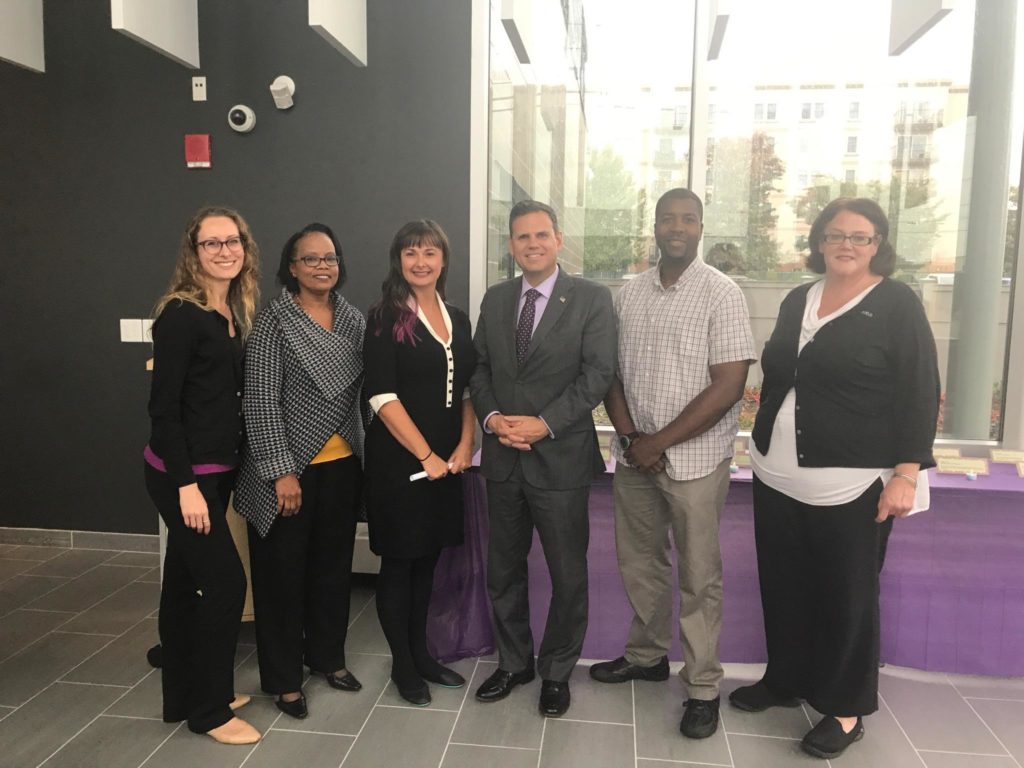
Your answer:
[442,340,455,408]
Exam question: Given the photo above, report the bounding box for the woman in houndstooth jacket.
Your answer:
[234,223,368,720]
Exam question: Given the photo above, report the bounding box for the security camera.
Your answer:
[227,105,256,133]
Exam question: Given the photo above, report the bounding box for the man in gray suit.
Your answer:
[470,200,616,718]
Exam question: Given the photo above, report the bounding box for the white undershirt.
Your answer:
[749,280,929,512]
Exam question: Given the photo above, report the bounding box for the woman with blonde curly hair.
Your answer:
[144,206,262,744]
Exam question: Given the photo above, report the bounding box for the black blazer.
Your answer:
[470,270,616,489]
[751,278,939,470]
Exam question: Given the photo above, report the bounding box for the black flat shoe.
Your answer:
[320,669,362,692]
[590,656,669,683]
[416,659,465,688]
[729,681,800,712]
[475,668,536,702]
[396,682,431,707]
[801,716,863,759]
[275,694,308,719]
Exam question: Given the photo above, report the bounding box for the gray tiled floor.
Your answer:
[2,543,1023,768]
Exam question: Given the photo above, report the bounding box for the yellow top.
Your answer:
[309,433,353,464]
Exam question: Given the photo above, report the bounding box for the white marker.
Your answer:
[409,463,453,482]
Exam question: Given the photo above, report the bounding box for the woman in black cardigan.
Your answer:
[145,206,261,745]
[730,198,940,759]
[234,223,366,720]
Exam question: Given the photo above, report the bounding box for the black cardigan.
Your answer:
[147,299,244,486]
[751,278,939,470]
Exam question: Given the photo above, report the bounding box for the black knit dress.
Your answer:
[363,305,476,558]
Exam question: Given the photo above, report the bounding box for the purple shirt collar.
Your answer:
[520,265,559,301]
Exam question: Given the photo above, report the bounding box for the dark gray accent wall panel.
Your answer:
[0,0,472,533]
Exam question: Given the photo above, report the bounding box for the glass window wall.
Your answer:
[701,0,1022,439]
[485,0,1023,444]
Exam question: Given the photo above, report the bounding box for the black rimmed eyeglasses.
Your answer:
[293,254,340,267]
[196,236,245,255]
[822,233,878,247]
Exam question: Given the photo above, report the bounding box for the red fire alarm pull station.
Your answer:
[185,134,212,168]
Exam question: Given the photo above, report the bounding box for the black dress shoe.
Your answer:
[680,696,720,739]
[276,693,308,719]
[729,681,800,712]
[320,669,362,692]
[801,716,863,759]
[395,682,431,707]
[590,656,670,684]
[539,680,570,717]
[416,659,465,688]
[475,668,536,702]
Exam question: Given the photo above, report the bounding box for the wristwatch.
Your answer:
[619,431,640,451]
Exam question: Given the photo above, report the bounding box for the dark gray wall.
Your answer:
[0,0,472,534]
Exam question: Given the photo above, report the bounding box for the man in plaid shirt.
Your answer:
[590,188,755,740]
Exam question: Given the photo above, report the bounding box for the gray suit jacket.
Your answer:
[470,269,616,490]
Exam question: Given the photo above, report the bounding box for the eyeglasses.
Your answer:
[196,236,244,255]
[294,254,340,267]
[822,233,877,247]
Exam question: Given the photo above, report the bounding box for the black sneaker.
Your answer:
[729,681,801,712]
[801,716,864,759]
[589,656,670,684]
[679,696,720,739]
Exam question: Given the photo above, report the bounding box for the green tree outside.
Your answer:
[582,146,642,276]
[790,175,945,271]
[746,131,785,272]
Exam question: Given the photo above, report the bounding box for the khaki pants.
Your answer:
[613,458,730,700]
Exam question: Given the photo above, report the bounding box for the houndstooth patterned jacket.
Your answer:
[234,288,368,537]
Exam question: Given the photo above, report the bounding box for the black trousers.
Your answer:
[375,551,440,689]
[486,462,591,682]
[247,456,361,694]
[753,476,893,716]
[145,463,245,734]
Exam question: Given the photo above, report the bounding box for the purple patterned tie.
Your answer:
[516,289,540,365]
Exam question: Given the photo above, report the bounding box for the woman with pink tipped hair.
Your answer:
[363,219,476,707]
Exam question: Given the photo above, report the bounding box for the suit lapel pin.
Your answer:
[559,296,566,303]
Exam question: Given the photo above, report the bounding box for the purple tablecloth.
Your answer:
[428,464,1024,677]
[425,473,495,662]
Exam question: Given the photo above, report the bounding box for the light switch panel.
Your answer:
[120,318,144,342]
